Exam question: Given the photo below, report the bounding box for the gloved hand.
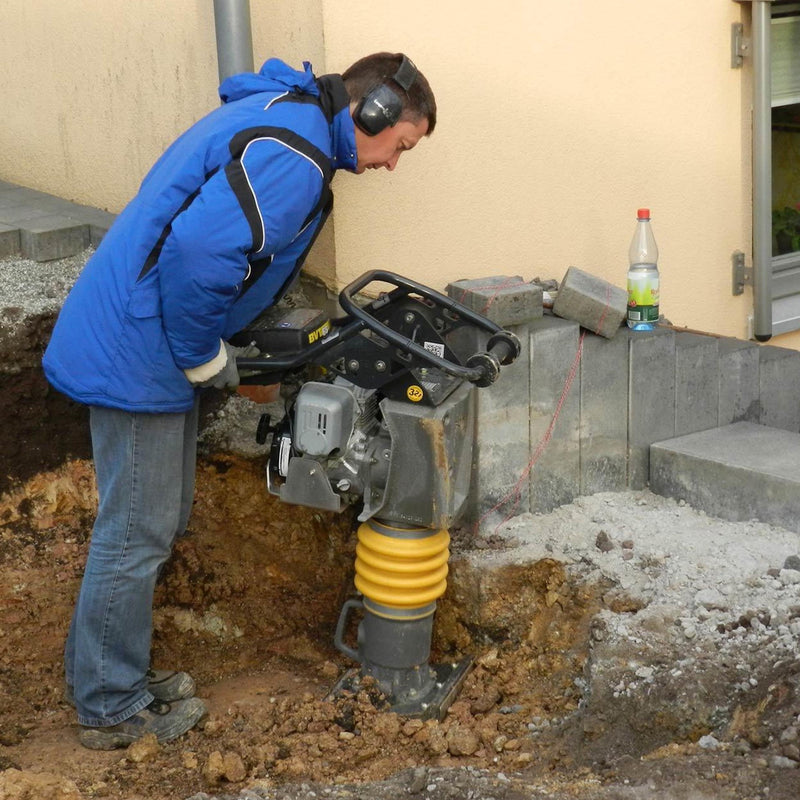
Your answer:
[187,341,259,390]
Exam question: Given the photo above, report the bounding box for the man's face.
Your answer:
[353,117,429,174]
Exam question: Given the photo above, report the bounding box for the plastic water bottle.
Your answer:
[626,208,660,330]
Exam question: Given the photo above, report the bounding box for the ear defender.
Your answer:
[353,55,418,136]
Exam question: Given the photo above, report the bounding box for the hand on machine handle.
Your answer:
[187,341,260,390]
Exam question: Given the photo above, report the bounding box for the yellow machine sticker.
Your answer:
[307,320,331,344]
[406,385,424,402]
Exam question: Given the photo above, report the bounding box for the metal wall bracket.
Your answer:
[732,250,753,295]
[731,22,750,68]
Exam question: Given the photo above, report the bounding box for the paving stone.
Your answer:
[651,422,800,532]
[19,215,90,262]
[0,223,21,258]
[552,266,627,338]
[446,276,543,327]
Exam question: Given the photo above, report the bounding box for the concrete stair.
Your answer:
[649,422,800,533]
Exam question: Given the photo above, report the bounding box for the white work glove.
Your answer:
[184,340,259,390]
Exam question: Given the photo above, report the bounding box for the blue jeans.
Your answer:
[65,400,199,726]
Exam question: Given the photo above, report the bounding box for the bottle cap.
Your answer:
[637,208,651,219]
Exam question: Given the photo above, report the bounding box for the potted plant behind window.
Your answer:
[772,204,800,255]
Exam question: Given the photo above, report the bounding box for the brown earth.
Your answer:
[2,451,800,800]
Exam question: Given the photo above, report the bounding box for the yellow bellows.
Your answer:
[354,521,450,609]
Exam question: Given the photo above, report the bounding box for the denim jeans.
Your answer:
[65,400,199,726]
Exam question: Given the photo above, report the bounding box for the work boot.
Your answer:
[64,669,196,707]
[79,697,207,750]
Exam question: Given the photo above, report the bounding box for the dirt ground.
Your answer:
[2,444,800,800]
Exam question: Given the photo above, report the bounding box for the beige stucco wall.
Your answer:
[0,0,786,345]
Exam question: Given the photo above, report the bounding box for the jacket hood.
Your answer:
[219,58,319,104]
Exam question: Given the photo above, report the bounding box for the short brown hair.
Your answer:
[342,52,437,135]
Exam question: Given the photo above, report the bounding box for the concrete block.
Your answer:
[552,266,627,338]
[446,276,543,327]
[718,337,760,426]
[674,332,719,436]
[580,331,628,493]
[626,327,676,488]
[468,321,533,530]
[0,204,55,225]
[528,315,581,512]
[66,206,116,246]
[650,422,800,532]
[758,344,800,431]
[19,215,90,262]
[0,223,21,258]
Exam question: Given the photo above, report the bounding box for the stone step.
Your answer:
[649,422,800,533]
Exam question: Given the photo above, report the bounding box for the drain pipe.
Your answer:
[213,0,254,83]
[752,0,773,341]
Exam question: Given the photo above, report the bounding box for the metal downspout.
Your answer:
[752,0,773,341]
[213,0,254,83]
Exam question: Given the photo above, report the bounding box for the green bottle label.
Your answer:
[627,272,659,322]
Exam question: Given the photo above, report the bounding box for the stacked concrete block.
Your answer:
[626,327,676,488]
[674,332,719,437]
[528,316,582,512]
[552,266,627,338]
[717,337,760,426]
[579,331,629,494]
[757,344,800,432]
[446,277,543,530]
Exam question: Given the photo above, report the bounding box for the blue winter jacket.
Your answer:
[43,59,356,412]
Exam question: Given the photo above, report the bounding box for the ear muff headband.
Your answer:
[354,55,418,136]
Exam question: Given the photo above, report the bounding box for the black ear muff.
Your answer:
[354,55,418,136]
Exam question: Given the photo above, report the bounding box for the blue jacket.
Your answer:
[43,59,356,412]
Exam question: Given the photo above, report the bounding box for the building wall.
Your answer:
[0,1,783,345]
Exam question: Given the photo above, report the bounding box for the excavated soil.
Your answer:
[2,452,800,800]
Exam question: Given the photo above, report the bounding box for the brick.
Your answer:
[552,266,627,339]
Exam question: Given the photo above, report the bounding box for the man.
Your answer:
[43,52,436,750]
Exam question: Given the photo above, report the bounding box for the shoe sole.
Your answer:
[79,699,207,750]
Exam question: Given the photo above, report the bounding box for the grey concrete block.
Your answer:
[626,327,676,488]
[758,345,800,431]
[19,215,90,262]
[650,422,800,532]
[528,315,581,512]
[674,332,719,436]
[580,331,628,493]
[718,337,760,426]
[468,322,533,530]
[552,266,627,338]
[446,276,543,327]
[0,223,21,258]
[0,204,55,225]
